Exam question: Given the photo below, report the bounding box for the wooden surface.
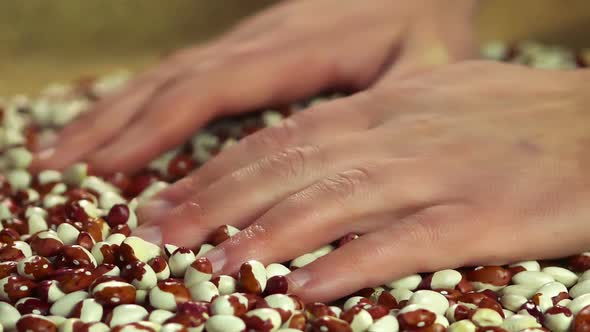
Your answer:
[0,0,588,95]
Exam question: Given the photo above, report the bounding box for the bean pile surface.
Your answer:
[0,42,588,332]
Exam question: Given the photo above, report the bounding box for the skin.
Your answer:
[33,0,590,303]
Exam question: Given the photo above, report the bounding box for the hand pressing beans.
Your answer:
[3,44,590,331]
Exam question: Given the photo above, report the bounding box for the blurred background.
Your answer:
[0,0,588,95]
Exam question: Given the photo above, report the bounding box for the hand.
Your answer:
[31,0,476,174]
[134,61,590,303]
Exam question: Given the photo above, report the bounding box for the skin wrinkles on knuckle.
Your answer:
[248,145,322,183]
[315,166,376,204]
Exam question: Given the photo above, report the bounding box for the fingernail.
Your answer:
[286,269,311,292]
[204,248,226,273]
[132,224,163,246]
[137,199,173,223]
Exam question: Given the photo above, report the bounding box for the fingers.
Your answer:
[200,159,442,275]
[136,93,379,221]
[85,41,364,175]
[286,205,474,303]
[30,49,201,172]
[136,130,391,247]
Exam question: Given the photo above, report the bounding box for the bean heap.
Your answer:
[0,42,588,332]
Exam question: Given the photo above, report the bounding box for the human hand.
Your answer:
[135,61,590,302]
[32,0,476,174]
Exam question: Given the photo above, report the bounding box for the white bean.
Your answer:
[386,274,422,290]
[512,271,554,289]
[542,266,578,287]
[408,290,449,315]
[570,279,590,298]
[206,315,246,332]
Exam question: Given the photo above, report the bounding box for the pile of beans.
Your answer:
[0,42,588,332]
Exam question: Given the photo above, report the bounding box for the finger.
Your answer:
[86,48,355,174]
[87,18,402,175]
[136,93,380,222]
[137,129,391,244]
[285,205,475,303]
[29,50,198,172]
[197,159,443,275]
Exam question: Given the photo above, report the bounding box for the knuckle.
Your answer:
[317,166,375,202]
[263,145,320,180]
